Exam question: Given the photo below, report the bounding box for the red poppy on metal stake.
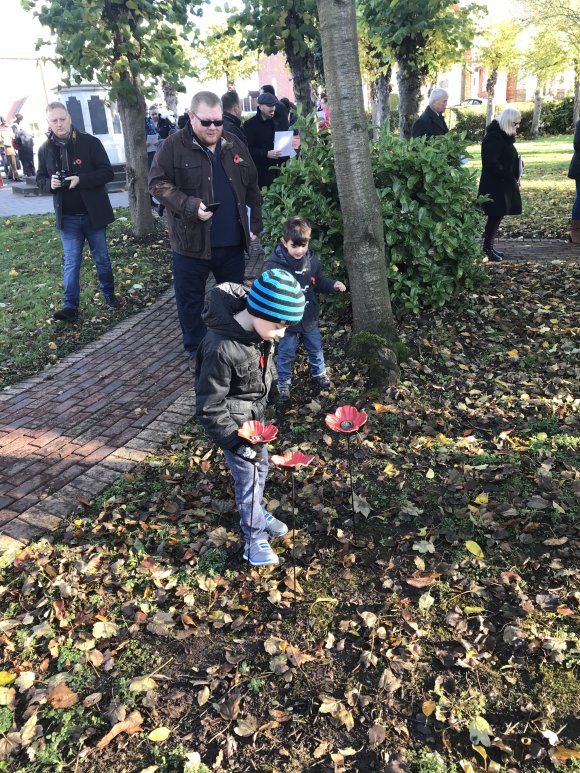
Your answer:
[272,451,315,611]
[238,421,278,566]
[324,406,368,545]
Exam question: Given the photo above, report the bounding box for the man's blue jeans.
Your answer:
[223,444,270,543]
[172,246,245,354]
[277,327,326,384]
[59,214,115,309]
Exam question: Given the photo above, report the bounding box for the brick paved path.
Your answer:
[0,243,266,553]
[0,239,577,553]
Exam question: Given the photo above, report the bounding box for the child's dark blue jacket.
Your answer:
[264,244,336,333]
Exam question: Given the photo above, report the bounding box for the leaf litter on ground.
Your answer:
[0,259,578,772]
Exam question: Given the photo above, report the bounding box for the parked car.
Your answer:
[460,98,484,106]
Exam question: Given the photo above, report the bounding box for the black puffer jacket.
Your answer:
[195,283,277,450]
[478,120,521,217]
[264,244,336,333]
[568,120,580,179]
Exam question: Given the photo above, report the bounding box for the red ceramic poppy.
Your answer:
[238,420,278,444]
[233,153,241,164]
[271,451,315,468]
[325,405,368,433]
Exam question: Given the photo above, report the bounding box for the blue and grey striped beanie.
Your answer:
[247,269,305,324]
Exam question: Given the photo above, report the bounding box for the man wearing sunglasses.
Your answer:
[149,91,262,370]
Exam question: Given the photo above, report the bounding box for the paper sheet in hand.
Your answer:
[274,131,296,158]
[146,134,160,153]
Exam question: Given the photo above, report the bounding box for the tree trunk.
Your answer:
[397,54,422,138]
[370,69,392,137]
[574,62,580,126]
[486,69,497,126]
[316,0,399,382]
[531,85,542,138]
[117,79,155,237]
[285,45,315,114]
[162,80,178,116]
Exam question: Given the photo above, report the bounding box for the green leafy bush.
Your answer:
[541,97,574,134]
[448,106,488,142]
[262,117,486,314]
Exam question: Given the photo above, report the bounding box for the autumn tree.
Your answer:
[476,20,521,126]
[357,19,393,132]
[522,29,569,137]
[522,0,580,122]
[201,23,257,91]
[316,0,400,385]
[227,0,318,113]
[360,0,478,138]
[22,0,202,237]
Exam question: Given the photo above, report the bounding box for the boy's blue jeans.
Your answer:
[223,444,270,543]
[277,327,326,384]
[59,214,115,309]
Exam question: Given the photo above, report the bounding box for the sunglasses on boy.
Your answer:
[192,112,224,127]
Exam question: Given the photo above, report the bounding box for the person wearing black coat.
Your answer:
[567,119,580,243]
[411,88,449,138]
[37,102,116,321]
[221,90,248,146]
[243,92,285,189]
[477,108,522,262]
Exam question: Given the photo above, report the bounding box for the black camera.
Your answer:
[56,171,71,189]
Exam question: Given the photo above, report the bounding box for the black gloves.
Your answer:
[232,442,261,465]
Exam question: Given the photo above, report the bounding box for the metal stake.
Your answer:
[347,433,357,546]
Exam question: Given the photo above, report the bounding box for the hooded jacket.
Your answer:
[195,283,277,450]
[36,128,114,230]
[264,243,336,333]
[149,124,262,259]
[478,119,522,217]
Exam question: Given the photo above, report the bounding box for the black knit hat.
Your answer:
[247,269,305,324]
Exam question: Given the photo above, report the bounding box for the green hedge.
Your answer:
[447,97,574,142]
[262,116,486,315]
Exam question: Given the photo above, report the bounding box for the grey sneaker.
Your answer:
[263,513,288,538]
[278,382,290,401]
[243,539,279,566]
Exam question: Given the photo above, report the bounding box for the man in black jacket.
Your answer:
[243,92,299,189]
[221,91,247,146]
[411,88,449,138]
[37,102,117,322]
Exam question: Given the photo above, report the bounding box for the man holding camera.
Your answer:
[37,102,117,322]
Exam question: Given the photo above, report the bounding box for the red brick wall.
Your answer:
[258,54,295,101]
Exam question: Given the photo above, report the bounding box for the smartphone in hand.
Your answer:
[204,202,221,213]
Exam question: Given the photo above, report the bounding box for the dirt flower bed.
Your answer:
[0,261,578,773]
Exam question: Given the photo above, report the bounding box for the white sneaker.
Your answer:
[243,539,279,566]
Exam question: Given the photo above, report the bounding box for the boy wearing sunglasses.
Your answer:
[149,91,262,371]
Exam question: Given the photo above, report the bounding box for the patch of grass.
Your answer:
[115,639,163,677]
[0,707,13,734]
[197,548,228,576]
[0,209,172,388]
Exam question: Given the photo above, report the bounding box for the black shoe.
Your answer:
[104,294,119,308]
[313,374,331,390]
[53,306,78,321]
[483,248,502,262]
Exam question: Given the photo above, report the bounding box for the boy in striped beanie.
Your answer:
[195,269,305,566]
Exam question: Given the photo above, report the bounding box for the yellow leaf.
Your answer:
[506,349,518,357]
[148,726,171,743]
[458,364,470,371]
[465,540,484,558]
[8,269,19,278]
[553,747,580,761]
[0,672,16,687]
[48,341,58,350]
[426,468,435,479]
[474,492,488,504]
[422,700,436,717]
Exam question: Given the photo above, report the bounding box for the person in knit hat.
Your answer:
[195,268,306,566]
